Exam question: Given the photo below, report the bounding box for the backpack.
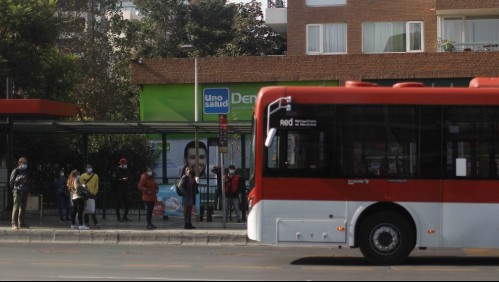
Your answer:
[175,176,186,197]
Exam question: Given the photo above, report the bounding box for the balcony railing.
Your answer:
[444,42,499,52]
[268,0,286,8]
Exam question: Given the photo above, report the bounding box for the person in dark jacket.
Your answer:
[224,165,242,223]
[179,166,198,229]
[111,158,131,222]
[10,157,30,230]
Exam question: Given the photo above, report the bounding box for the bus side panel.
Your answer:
[442,203,499,248]
[253,200,347,245]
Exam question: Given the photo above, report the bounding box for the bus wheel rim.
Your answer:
[371,224,400,254]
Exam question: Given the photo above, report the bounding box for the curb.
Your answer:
[0,229,254,246]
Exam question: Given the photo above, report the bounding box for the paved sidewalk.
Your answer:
[0,211,252,246]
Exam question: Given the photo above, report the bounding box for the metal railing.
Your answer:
[268,0,286,8]
[445,42,499,52]
[0,180,248,223]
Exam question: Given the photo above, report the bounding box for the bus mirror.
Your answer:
[456,158,467,177]
[265,128,277,148]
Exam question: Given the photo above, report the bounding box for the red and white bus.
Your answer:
[247,78,499,265]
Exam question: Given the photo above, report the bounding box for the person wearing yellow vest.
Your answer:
[80,163,100,229]
[223,165,242,223]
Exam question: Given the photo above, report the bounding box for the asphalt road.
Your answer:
[1,243,499,280]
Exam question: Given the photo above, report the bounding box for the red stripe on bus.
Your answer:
[255,179,499,204]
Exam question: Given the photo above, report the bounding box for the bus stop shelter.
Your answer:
[0,99,252,219]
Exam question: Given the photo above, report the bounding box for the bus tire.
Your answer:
[358,211,415,265]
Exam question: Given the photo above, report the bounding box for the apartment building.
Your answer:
[131,0,499,125]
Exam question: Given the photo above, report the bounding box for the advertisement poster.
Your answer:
[154,184,200,217]
[150,139,218,180]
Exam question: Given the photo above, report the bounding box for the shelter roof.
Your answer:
[2,120,252,135]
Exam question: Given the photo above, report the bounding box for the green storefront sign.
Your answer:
[140,81,339,123]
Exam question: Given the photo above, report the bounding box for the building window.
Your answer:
[306,0,347,7]
[440,16,499,51]
[307,24,347,55]
[362,21,424,53]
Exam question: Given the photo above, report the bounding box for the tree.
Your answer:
[221,0,286,56]
[0,0,80,100]
[186,0,237,57]
[132,0,189,58]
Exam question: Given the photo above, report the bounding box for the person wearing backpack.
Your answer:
[10,157,30,230]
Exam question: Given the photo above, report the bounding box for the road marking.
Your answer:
[122,264,190,269]
[301,266,374,271]
[391,267,479,272]
[31,262,99,267]
[204,265,279,270]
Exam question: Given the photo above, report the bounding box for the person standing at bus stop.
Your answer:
[138,167,159,230]
[179,166,198,229]
[81,163,100,229]
[10,157,30,230]
[111,158,132,222]
[224,165,242,223]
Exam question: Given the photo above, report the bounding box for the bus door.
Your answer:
[442,106,499,248]
[266,106,346,243]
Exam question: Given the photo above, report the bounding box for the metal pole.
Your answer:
[195,57,199,123]
[240,134,247,221]
[162,134,167,184]
[221,152,226,229]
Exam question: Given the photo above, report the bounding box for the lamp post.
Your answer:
[181,45,201,179]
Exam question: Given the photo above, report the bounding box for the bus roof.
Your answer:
[256,84,499,109]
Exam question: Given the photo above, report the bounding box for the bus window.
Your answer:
[445,107,499,179]
[265,129,330,177]
[386,106,418,179]
[420,106,443,179]
[337,105,418,179]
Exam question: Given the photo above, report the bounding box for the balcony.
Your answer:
[451,43,499,52]
[265,1,287,35]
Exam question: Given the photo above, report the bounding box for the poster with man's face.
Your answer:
[151,139,217,181]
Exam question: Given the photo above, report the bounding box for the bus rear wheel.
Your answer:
[358,211,415,265]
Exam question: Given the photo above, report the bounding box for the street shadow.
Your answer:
[291,256,499,266]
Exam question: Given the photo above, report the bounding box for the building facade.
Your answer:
[131,0,499,181]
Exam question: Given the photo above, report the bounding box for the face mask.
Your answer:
[21,164,28,170]
[122,165,128,169]
[87,168,93,174]
[147,170,153,176]
[60,172,65,177]
[229,170,236,175]
[76,175,81,180]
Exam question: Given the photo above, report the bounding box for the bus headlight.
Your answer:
[248,196,254,214]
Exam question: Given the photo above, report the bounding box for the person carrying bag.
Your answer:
[80,164,100,229]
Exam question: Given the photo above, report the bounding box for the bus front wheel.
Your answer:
[358,211,415,265]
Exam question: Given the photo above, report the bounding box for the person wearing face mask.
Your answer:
[111,158,132,222]
[54,170,70,223]
[80,163,100,229]
[10,157,30,230]
[67,170,89,230]
[138,168,159,230]
[223,165,242,223]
